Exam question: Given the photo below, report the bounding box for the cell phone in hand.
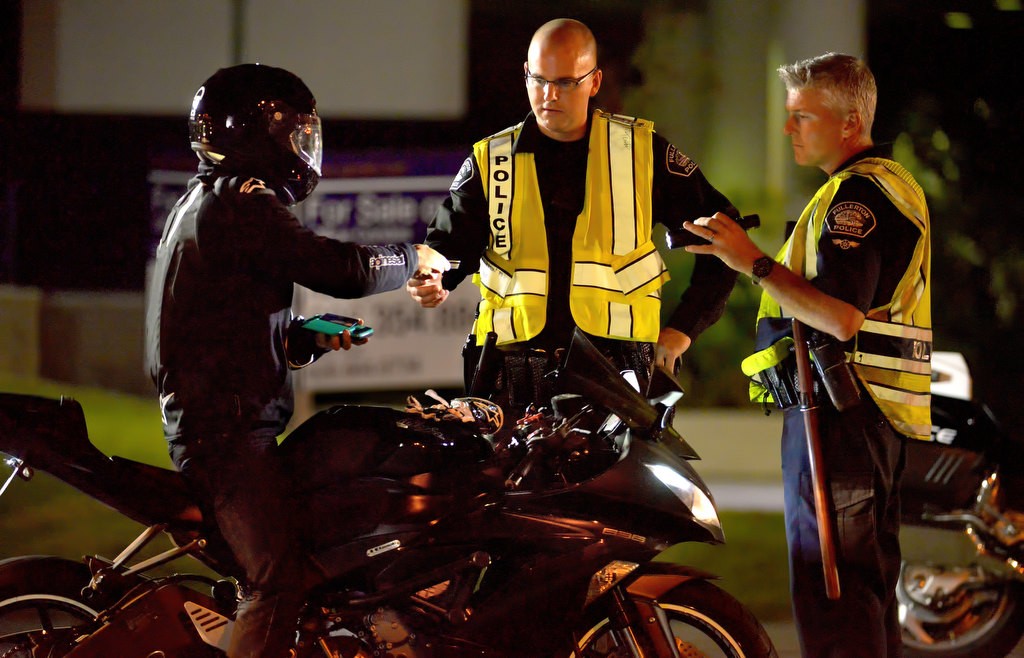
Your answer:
[300,314,374,340]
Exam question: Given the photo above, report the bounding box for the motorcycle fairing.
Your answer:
[503,434,723,545]
[63,583,223,657]
[0,393,198,528]
[900,393,1007,525]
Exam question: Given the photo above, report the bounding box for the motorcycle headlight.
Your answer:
[645,463,721,530]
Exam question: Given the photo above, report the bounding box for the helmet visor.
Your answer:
[290,114,322,175]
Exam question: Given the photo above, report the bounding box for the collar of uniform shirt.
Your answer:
[833,143,893,174]
[514,110,596,153]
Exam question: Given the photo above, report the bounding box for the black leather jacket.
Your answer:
[145,169,417,439]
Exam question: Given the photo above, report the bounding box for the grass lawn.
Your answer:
[0,374,793,621]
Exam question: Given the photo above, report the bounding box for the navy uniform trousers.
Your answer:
[781,398,906,657]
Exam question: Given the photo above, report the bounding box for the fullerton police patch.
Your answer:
[666,145,698,177]
[825,201,876,240]
[450,157,474,191]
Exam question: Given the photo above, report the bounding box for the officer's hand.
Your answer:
[414,244,451,277]
[314,330,367,351]
[683,212,765,275]
[655,327,692,371]
[407,272,449,308]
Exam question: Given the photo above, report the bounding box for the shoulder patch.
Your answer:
[450,157,475,191]
[239,177,267,194]
[824,201,876,240]
[666,144,698,177]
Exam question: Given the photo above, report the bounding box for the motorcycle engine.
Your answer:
[310,606,429,658]
[364,607,427,658]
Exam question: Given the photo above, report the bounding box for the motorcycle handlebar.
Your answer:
[503,407,599,491]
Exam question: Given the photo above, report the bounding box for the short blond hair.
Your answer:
[778,53,877,139]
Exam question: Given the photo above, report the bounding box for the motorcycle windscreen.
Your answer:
[557,329,698,459]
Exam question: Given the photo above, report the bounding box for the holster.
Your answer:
[742,334,861,411]
[808,336,862,412]
[762,357,800,409]
[743,337,799,409]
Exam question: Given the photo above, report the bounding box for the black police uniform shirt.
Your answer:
[755,144,923,351]
[145,166,418,438]
[427,112,740,352]
[810,144,922,316]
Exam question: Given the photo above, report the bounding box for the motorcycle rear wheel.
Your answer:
[571,580,778,658]
[0,557,103,658]
[900,571,1024,658]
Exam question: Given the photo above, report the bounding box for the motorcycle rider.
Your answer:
[683,53,931,656]
[144,63,448,658]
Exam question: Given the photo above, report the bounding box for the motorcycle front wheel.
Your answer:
[0,556,104,658]
[570,579,778,658]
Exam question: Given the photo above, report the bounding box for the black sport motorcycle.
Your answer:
[0,329,777,657]
[898,352,1024,657]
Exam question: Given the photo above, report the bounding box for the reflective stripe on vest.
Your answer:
[749,157,933,440]
[853,317,933,439]
[608,118,638,255]
[574,243,665,294]
[471,111,666,345]
[478,254,545,298]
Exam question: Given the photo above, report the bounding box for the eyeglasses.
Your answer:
[524,66,598,91]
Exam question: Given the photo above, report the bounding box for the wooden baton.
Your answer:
[792,319,842,600]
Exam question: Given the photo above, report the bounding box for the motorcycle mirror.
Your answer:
[646,365,684,408]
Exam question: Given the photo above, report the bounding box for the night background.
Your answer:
[1,0,1021,430]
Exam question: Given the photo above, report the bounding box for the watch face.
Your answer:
[754,257,773,278]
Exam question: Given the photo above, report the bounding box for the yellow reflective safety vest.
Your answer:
[470,111,669,345]
[751,157,932,440]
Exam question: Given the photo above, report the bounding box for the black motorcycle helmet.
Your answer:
[188,63,322,204]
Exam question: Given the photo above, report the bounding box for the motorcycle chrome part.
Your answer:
[365,608,421,657]
[965,526,1024,578]
[84,525,208,596]
[117,537,207,579]
[897,563,981,615]
[111,523,168,571]
[184,600,232,651]
[898,560,1019,651]
[0,456,31,499]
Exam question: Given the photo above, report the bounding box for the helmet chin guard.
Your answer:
[188,63,322,204]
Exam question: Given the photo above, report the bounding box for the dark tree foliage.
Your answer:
[869,1,1024,429]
